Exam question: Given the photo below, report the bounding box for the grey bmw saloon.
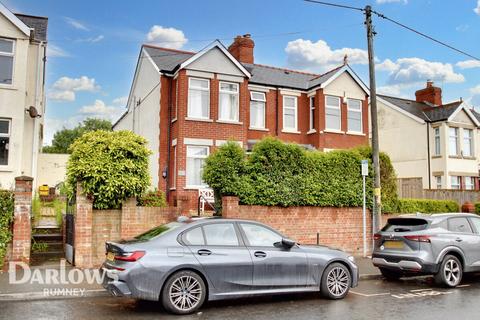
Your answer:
[102,217,358,314]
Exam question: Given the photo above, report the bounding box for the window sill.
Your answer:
[184,186,208,190]
[324,129,344,135]
[169,188,176,191]
[346,131,365,136]
[448,155,462,159]
[0,166,13,172]
[0,85,17,90]
[463,156,476,160]
[281,129,301,134]
[185,117,213,122]
[216,120,243,125]
[307,129,316,135]
[249,127,269,132]
[171,118,177,123]
[431,155,442,159]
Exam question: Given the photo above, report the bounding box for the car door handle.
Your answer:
[455,238,463,242]
[254,251,267,258]
[197,249,212,256]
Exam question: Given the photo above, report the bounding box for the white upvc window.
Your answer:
[172,146,177,189]
[325,96,341,131]
[250,91,266,129]
[283,95,298,131]
[451,176,460,190]
[173,79,178,120]
[309,96,315,131]
[463,128,473,157]
[0,38,15,85]
[186,146,209,188]
[0,119,10,166]
[435,176,442,189]
[219,82,239,122]
[448,127,459,156]
[188,78,210,119]
[434,127,441,156]
[347,99,362,133]
[465,176,475,190]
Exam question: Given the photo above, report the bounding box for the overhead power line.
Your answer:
[304,0,363,11]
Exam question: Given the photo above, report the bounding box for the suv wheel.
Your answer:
[321,263,351,299]
[161,270,206,315]
[379,268,402,281]
[434,255,462,287]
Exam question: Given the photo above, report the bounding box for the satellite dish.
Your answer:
[26,106,41,118]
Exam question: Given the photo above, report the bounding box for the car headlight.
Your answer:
[347,256,355,263]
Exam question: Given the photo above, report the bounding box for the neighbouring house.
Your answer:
[0,3,48,189]
[378,81,480,190]
[113,34,370,210]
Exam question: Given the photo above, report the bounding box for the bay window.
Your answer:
[449,127,459,156]
[250,91,265,129]
[435,176,442,189]
[451,176,460,190]
[434,127,441,156]
[283,96,298,131]
[186,146,209,188]
[463,129,473,157]
[188,78,210,119]
[0,38,15,85]
[347,99,362,133]
[465,176,475,190]
[325,96,341,131]
[219,82,239,122]
[0,119,10,166]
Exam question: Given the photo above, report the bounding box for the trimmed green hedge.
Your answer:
[137,190,167,207]
[0,190,14,269]
[475,202,480,214]
[203,137,398,210]
[396,198,459,213]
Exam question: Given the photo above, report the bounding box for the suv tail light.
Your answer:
[404,235,431,243]
[114,251,145,262]
[373,233,381,240]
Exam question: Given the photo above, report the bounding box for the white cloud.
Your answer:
[470,85,480,95]
[377,84,404,97]
[456,24,469,32]
[48,76,100,102]
[112,96,128,106]
[376,0,407,3]
[47,44,70,58]
[79,99,125,120]
[64,17,89,31]
[285,39,368,72]
[456,60,480,69]
[146,25,188,49]
[378,57,464,85]
[76,35,104,43]
[475,0,480,15]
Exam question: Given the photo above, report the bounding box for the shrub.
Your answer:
[66,130,152,209]
[137,190,167,207]
[0,190,14,269]
[396,199,459,213]
[475,203,480,215]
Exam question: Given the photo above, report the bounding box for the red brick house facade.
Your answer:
[114,35,370,211]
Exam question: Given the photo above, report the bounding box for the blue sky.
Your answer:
[3,0,480,144]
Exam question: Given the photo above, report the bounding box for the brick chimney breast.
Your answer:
[415,80,442,106]
[228,34,255,64]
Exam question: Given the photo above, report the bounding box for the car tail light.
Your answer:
[404,235,431,243]
[373,233,381,240]
[114,251,145,262]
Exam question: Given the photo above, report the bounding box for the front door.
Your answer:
[184,222,253,293]
[238,222,308,289]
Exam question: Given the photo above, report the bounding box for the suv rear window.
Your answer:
[381,218,428,232]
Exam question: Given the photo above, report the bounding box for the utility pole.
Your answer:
[365,5,382,231]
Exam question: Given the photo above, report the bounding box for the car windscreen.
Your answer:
[134,222,183,241]
[381,218,429,232]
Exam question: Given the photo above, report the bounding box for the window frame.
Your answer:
[282,95,298,132]
[465,176,475,190]
[202,222,241,247]
[172,145,177,190]
[347,98,362,133]
[447,217,473,234]
[218,81,240,122]
[185,145,209,189]
[462,128,474,157]
[451,175,461,190]
[250,91,266,129]
[309,96,315,131]
[433,127,441,156]
[187,77,210,120]
[238,222,285,248]
[448,127,459,156]
[325,95,342,131]
[0,37,15,86]
[0,119,11,166]
[435,176,442,189]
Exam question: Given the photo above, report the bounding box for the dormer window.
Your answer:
[0,38,15,85]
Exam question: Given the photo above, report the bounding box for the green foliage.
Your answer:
[137,190,167,207]
[31,241,48,253]
[395,199,459,213]
[475,203,480,215]
[0,190,14,269]
[43,118,113,154]
[32,194,41,225]
[66,130,152,209]
[203,137,398,210]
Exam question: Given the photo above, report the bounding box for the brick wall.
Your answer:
[11,176,33,264]
[222,196,376,255]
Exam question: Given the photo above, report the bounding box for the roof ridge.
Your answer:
[142,44,195,54]
[250,63,319,77]
[310,64,344,81]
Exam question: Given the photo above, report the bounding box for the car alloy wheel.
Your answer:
[321,263,351,299]
[162,270,206,315]
[443,258,461,287]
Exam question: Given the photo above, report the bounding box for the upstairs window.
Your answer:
[463,129,473,157]
[283,96,298,132]
[325,96,341,131]
[309,96,315,131]
[449,127,459,156]
[0,119,10,165]
[250,92,266,129]
[434,127,441,156]
[219,82,239,122]
[0,38,14,85]
[188,78,210,119]
[347,99,362,133]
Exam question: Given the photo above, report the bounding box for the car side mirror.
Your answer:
[281,238,296,249]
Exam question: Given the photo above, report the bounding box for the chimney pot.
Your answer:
[228,34,255,64]
[415,81,442,106]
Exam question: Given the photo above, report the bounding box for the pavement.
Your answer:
[0,257,381,301]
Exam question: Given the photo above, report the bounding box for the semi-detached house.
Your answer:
[113,34,370,210]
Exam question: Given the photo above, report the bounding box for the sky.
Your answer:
[3,0,480,145]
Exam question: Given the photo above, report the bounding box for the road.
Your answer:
[1,276,480,320]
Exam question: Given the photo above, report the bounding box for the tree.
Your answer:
[42,118,113,154]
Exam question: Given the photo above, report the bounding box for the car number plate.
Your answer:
[383,241,404,249]
[106,252,115,261]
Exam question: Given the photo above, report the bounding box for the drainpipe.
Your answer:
[426,122,431,189]
[166,77,172,199]
[275,88,280,136]
[31,41,45,191]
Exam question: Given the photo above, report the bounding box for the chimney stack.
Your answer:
[228,34,255,64]
[415,80,442,106]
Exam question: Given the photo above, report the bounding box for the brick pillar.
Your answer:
[121,197,137,239]
[176,195,189,215]
[221,196,240,218]
[12,176,33,264]
[74,182,93,268]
